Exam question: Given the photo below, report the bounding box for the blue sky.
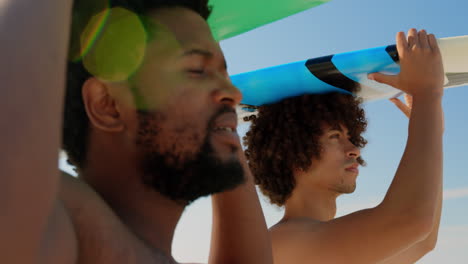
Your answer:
[170,0,468,263]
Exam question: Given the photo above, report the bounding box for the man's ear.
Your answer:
[82,77,125,132]
[293,166,307,182]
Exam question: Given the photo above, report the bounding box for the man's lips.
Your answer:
[345,163,360,174]
[211,112,238,133]
[210,112,240,147]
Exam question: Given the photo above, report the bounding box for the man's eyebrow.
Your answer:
[181,48,213,58]
[180,48,228,69]
[328,124,343,131]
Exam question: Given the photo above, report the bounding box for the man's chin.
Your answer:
[209,139,240,162]
[183,158,246,203]
[347,185,356,194]
[335,183,356,194]
[143,156,246,205]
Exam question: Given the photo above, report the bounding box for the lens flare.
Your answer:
[78,8,110,62]
[69,0,110,62]
[82,7,148,82]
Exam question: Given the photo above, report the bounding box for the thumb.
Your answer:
[368,72,398,87]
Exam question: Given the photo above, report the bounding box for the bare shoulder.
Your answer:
[59,173,152,264]
[270,217,323,244]
[269,218,325,264]
[60,173,180,264]
[59,172,133,248]
[40,197,78,264]
[268,207,425,264]
[59,174,136,264]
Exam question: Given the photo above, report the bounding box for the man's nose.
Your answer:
[346,142,361,158]
[211,77,243,107]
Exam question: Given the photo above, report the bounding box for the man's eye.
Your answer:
[330,133,340,139]
[188,69,205,75]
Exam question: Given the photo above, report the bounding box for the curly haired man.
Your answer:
[244,29,444,264]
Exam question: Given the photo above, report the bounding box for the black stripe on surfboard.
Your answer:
[385,45,400,63]
[305,55,360,93]
[305,45,401,93]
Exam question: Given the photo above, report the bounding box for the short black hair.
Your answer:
[62,0,212,169]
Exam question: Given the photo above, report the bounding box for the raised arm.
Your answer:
[273,29,445,264]
[0,0,75,263]
[208,151,273,264]
[377,95,443,263]
[370,28,444,249]
[378,187,442,264]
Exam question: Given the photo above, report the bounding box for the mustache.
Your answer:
[207,105,237,128]
[344,159,359,167]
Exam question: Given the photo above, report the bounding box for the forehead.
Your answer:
[322,123,349,133]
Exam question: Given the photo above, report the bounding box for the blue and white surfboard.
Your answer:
[232,35,468,119]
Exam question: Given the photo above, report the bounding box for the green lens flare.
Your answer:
[69,0,110,62]
[79,9,110,62]
[82,7,148,82]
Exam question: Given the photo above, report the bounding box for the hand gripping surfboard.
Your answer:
[232,35,468,119]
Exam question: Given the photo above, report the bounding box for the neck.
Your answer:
[283,186,340,222]
[82,134,185,257]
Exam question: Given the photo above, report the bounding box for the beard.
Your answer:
[136,108,245,204]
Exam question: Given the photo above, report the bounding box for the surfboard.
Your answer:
[232,35,468,119]
[208,0,331,40]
